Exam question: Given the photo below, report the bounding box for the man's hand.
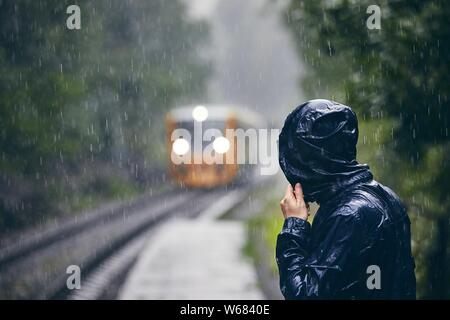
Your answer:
[280,183,309,220]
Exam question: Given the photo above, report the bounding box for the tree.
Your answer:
[88,0,210,176]
[283,0,450,298]
[0,0,93,229]
[0,0,210,232]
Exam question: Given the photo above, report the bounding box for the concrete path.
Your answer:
[119,219,264,300]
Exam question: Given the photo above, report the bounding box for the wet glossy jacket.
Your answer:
[277,100,416,299]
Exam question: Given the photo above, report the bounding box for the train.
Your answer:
[166,104,265,188]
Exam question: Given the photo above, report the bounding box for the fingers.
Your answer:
[280,183,309,220]
[281,184,294,219]
[279,198,287,218]
[284,184,294,199]
[294,183,304,204]
[280,183,309,221]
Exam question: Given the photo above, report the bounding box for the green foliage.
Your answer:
[245,197,283,275]
[0,0,91,174]
[283,0,450,298]
[0,1,210,232]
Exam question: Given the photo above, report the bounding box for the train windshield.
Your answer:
[176,120,226,132]
[176,120,226,148]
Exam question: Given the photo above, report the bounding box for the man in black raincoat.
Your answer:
[277,99,416,299]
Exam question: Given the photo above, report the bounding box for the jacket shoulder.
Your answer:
[323,185,386,229]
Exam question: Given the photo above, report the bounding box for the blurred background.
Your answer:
[0,0,449,299]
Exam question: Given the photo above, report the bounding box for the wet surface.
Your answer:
[119,219,263,300]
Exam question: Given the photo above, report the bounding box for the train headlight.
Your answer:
[192,105,208,122]
[172,138,190,155]
[213,137,230,154]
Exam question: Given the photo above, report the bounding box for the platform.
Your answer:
[119,219,264,300]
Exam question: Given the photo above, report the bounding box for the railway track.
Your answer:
[0,184,252,300]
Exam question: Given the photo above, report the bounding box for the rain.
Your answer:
[0,0,449,302]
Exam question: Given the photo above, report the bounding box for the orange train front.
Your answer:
[166,104,265,188]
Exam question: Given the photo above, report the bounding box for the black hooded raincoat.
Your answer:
[277,99,416,299]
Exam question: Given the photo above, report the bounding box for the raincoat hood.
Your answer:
[279,99,373,203]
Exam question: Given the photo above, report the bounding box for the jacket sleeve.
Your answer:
[276,213,361,299]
